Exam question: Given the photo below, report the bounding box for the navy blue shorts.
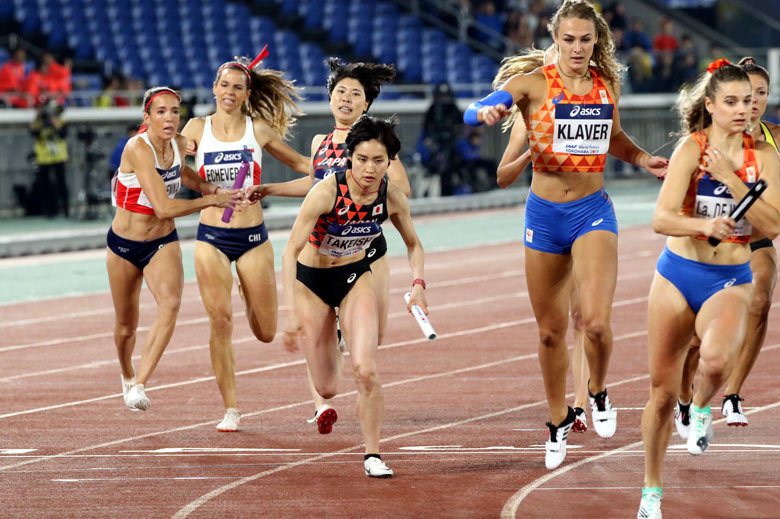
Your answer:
[656,246,752,313]
[196,222,268,262]
[524,188,618,254]
[366,234,387,264]
[106,227,179,271]
[296,258,371,308]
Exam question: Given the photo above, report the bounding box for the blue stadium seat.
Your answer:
[299,0,325,30]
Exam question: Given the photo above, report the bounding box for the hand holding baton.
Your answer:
[708,179,767,246]
[221,146,251,224]
[404,292,437,340]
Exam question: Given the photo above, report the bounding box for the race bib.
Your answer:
[318,222,382,258]
[553,104,614,155]
[694,175,753,237]
[138,165,181,208]
[202,150,254,189]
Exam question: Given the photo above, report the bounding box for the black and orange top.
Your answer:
[524,63,615,173]
[680,131,760,244]
[308,170,388,258]
[312,131,349,185]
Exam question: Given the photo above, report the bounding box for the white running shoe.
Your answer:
[589,387,617,438]
[544,407,576,470]
[364,456,393,478]
[124,384,151,411]
[306,404,338,434]
[572,407,588,433]
[721,394,749,427]
[217,407,241,432]
[687,405,713,455]
[674,399,691,439]
[637,487,662,519]
[121,374,139,411]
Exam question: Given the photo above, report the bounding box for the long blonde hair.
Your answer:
[548,0,625,86]
[675,61,750,135]
[492,47,550,131]
[216,57,303,140]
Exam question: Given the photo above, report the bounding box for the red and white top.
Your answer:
[113,133,182,215]
[195,115,262,189]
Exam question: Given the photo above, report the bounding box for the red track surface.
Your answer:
[1,225,779,518]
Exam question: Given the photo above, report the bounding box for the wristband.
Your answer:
[463,90,513,126]
[412,278,426,290]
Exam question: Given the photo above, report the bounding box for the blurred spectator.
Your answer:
[42,53,71,100]
[109,124,137,176]
[506,11,534,48]
[473,1,504,52]
[653,17,678,55]
[30,99,69,217]
[454,126,497,193]
[420,83,464,196]
[652,51,676,92]
[699,43,725,73]
[95,76,130,107]
[23,59,53,107]
[674,34,699,86]
[626,45,653,93]
[623,19,652,52]
[533,14,553,49]
[0,47,29,107]
[769,105,780,125]
[603,2,627,31]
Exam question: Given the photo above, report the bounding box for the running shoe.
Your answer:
[674,399,691,439]
[687,404,713,455]
[307,404,338,434]
[544,406,576,470]
[217,407,241,432]
[721,394,749,427]
[589,386,617,438]
[637,487,662,519]
[124,384,151,411]
[121,374,135,399]
[364,456,393,478]
[572,406,588,433]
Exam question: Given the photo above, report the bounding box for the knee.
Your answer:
[698,350,729,379]
[538,325,567,348]
[749,290,772,322]
[352,362,379,391]
[157,293,182,317]
[210,312,233,336]
[114,323,136,344]
[581,316,609,344]
[648,386,677,417]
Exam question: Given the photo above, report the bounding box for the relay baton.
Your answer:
[404,292,437,340]
[708,179,767,246]
[220,161,250,223]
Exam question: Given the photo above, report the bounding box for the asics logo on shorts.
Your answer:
[118,246,129,253]
[158,244,164,250]
[205,233,215,240]
[347,273,357,283]
[723,278,736,288]
[592,218,604,226]
[367,248,376,258]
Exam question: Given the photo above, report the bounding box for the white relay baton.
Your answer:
[404,292,437,340]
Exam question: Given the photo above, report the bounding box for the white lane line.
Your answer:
[53,476,243,482]
[172,370,659,518]
[499,344,780,519]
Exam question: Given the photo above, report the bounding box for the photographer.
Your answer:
[420,82,464,196]
[30,99,69,217]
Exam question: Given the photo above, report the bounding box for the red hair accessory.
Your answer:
[217,45,270,85]
[144,89,179,113]
[707,58,731,74]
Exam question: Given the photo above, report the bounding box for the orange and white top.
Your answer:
[680,131,760,244]
[524,63,615,173]
[113,133,182,215]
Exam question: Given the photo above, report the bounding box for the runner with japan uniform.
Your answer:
[637,59,780,519]
[281,115,426,478]
[464,0,668,471]
[107,87,241,411]
[256,59,410,435]
[181,55,310,432]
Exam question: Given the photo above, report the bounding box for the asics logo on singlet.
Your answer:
[214,152,242,163]
[724,278,736,288]
[569,105,601,117]
[347,273,357,283]
[714,185,730,195]
[552,92,565,105]
[343,225,373,236]
[338,206,350,215]
[161,169,179,180]
[318,148,327,157]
